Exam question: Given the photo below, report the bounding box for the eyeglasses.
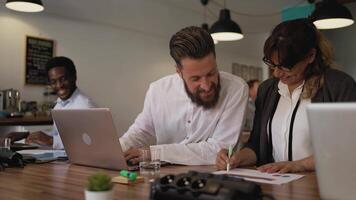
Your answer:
[262,57,292,72]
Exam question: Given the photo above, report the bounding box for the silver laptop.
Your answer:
[52,108,136,170]
[307,103,356,200]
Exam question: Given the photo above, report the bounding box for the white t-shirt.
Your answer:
[270,81,312,162]
[120,71,248,165]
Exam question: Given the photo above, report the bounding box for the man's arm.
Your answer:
[119,85,156,152]
[151,82,249,165]
[26,131,53,146]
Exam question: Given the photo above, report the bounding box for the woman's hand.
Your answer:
[216,149,229,170]
[215,149,243,170]
[257,161,305,173]
[257,156,315,173]
[216,148,257,170]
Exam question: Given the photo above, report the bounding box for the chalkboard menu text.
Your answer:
[25,36,55,85]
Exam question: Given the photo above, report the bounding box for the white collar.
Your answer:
[278,81,305,98]
[56,88,79,106]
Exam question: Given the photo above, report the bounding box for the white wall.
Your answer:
[0,8,264,134]
[322,3,356,79]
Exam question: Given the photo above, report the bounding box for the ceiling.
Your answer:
[35,0,356,61]
[42,0,308,35]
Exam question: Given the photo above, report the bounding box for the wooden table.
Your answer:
[0,162,320,200]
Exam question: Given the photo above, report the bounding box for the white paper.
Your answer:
[214,168,304,185]
[18,149,66,158]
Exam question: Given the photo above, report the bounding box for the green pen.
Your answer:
[227,145,233,173]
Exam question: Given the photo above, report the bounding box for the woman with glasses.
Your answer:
[216,18,356,173]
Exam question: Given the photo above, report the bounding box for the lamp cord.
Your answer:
[204,4,207,22]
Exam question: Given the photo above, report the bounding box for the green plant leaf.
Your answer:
[87,172,113,191]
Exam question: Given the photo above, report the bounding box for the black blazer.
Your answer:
[244,68,356,166]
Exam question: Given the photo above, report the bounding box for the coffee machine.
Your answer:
[2,89,21,115]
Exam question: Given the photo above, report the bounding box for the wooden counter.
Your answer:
[0,116,53,126]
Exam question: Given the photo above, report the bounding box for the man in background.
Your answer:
[243,79,259,131]
[120,26,248,165]
[25,56,96,149]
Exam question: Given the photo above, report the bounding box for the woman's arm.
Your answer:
[257,156,315,173]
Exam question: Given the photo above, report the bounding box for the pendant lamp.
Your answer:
[6,0,44,13]
[310,0,354,29]
[200,0,219,45]
[210,8,243,41]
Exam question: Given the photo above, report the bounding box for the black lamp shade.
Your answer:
[6,0,44,13]
[210,9,243,41]
[310,0,354,29]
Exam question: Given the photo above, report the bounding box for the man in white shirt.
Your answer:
[26,57,96,149]
[120,26,248,165]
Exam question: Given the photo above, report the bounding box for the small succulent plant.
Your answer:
[87,172,113,192]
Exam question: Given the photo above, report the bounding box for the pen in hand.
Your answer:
[227,145,233,173]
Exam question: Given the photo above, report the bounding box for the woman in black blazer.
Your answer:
[216,18,356,173]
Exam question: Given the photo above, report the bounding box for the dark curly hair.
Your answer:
[45,56,77,78]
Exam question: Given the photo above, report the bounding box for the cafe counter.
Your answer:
[0,116,53,126]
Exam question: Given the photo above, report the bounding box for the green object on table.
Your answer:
[227,145,233,173]
[119,170,137,181]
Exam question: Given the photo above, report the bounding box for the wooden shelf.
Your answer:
[0,115,53,126]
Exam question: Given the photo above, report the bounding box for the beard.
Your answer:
[183,76,221,109]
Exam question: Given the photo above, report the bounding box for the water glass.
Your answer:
[139,148,161,181]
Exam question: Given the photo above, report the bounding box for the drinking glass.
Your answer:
[139,148,161,181]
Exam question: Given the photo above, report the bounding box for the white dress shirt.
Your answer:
[119,71,248,165]
[271,81,312,162]
[46,88,97,149]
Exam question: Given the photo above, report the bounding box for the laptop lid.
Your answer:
[307,103,356,200]
[52,108,131,170]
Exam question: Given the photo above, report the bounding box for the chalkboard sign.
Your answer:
[25,36,55,85]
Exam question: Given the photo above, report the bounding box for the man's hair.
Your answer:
[45,56,77,77]
[247,79,259,89]
[169,26,215,68]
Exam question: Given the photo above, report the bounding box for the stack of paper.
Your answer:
[214,168,304,185]
[18,149,66,160]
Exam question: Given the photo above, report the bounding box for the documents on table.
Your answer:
[214,168,304,185]
[18,149,66,159]
[18,149,65,155]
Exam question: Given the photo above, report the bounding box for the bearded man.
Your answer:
[120,26,248,165]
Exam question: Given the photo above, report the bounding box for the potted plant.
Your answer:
[85,172,114,200]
